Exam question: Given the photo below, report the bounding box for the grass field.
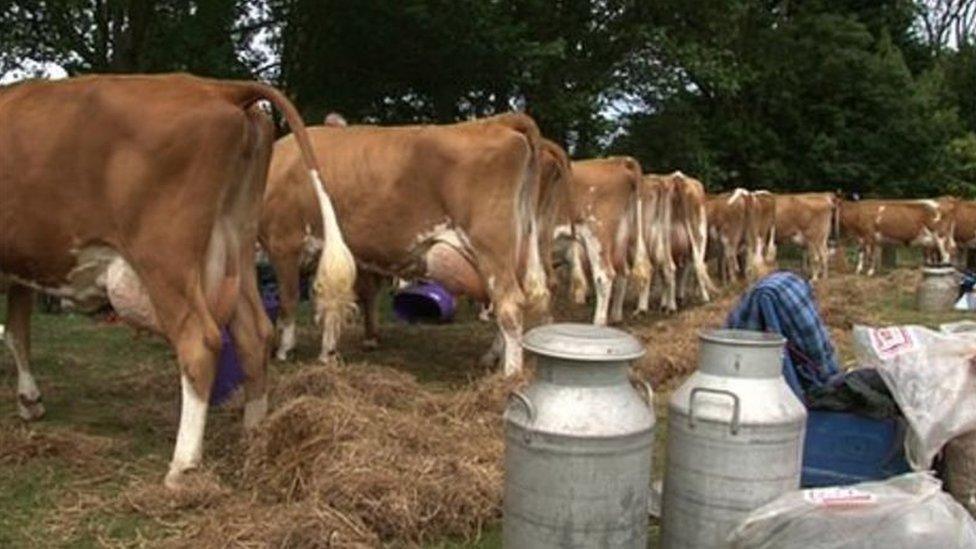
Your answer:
[0,249,970,548]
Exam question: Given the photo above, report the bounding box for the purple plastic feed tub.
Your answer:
[393,281,456,323]
[211,291,280,406]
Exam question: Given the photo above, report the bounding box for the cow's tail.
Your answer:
[508,117,549,316]
[226,82,357,324]
[627,160,652,293]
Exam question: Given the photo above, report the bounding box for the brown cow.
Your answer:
[705,188,749,284]
[840,199,952,275]
[563,157,650,325]
[774,193,836,280]
[634,171,713,314]
[260,113,545,376]
[0,74,356,488]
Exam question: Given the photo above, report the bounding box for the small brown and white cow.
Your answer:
[0,74,355,488]
[635,172,713,314]
[260,113,546,376]
[774,193,836,280]
[563,157,650,325]
[705,189,749,284]
[840,199,952,275]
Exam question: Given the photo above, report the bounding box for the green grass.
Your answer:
[1,262,971,547]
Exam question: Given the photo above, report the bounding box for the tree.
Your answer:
[0,1,254,78]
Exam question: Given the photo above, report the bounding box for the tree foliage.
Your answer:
[1,0,973,195]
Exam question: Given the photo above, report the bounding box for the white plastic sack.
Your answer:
[728,473,976,549]
[955,292,976,310]
[853,324,976,469]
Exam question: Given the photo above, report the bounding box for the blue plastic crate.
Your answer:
[801,409,912,487]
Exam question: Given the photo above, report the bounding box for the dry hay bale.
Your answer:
[242,363,508,544]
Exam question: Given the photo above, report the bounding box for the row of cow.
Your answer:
[0,74,971,488]
[705,192,973,282]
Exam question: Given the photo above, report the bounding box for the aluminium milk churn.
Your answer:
[660,329,807,548]
[503,323,655,548]
[917,265,958,312]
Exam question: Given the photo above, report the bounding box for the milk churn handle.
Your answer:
[632,379,655,408]
[688,387,741,435]
[508,390,536,424]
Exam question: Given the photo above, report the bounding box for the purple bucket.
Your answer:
[210,292,281,406]
[393,281,456,323]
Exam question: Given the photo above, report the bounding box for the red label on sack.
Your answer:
[868,327,915,360]
[804,487,878,508]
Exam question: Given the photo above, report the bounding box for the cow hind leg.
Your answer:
[610,276,628,324]
[165,306,221,489]
[5,284,44,421]
[356,272,383,350]
[268,249,301,361]
[660,258,678,313]
[634,261,653,317]
[568,239,589,304]
[227,268,273,431]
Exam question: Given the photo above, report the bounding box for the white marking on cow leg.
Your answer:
[635,271,652,316]
[274,316,296,361]
[578,225,611,325]
[687,209,712,302]
[610,277,628,324]
[477,303,493,322]
[317,309,342,364]
[5,332,44,421]
[660,257,677,313]
[855,246,865,274]
[501,326,522,377]
[569,239,589,304]
[522,222,550,316]
[243,393,268,430]
[166,375,209,489]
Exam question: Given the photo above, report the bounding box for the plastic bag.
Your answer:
[945,431,976,518]
[852,325,976,469]
[728,473,976,549]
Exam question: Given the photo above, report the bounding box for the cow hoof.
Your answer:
[274,349,290,362]
[164,464,198,490]
[17,394,45,421]
[361,338,380,351]
[317,351,341,366]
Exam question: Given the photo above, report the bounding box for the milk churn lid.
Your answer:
[523,323,645,361]
[922,265,956,276]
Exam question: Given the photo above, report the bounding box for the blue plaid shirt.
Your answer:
[725,270,839,397]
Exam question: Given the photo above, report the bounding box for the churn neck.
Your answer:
[523,323,645,385]
[697,329,786,379]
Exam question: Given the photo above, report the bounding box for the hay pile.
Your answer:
[631,290,741,390]
[212,362,514,546]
